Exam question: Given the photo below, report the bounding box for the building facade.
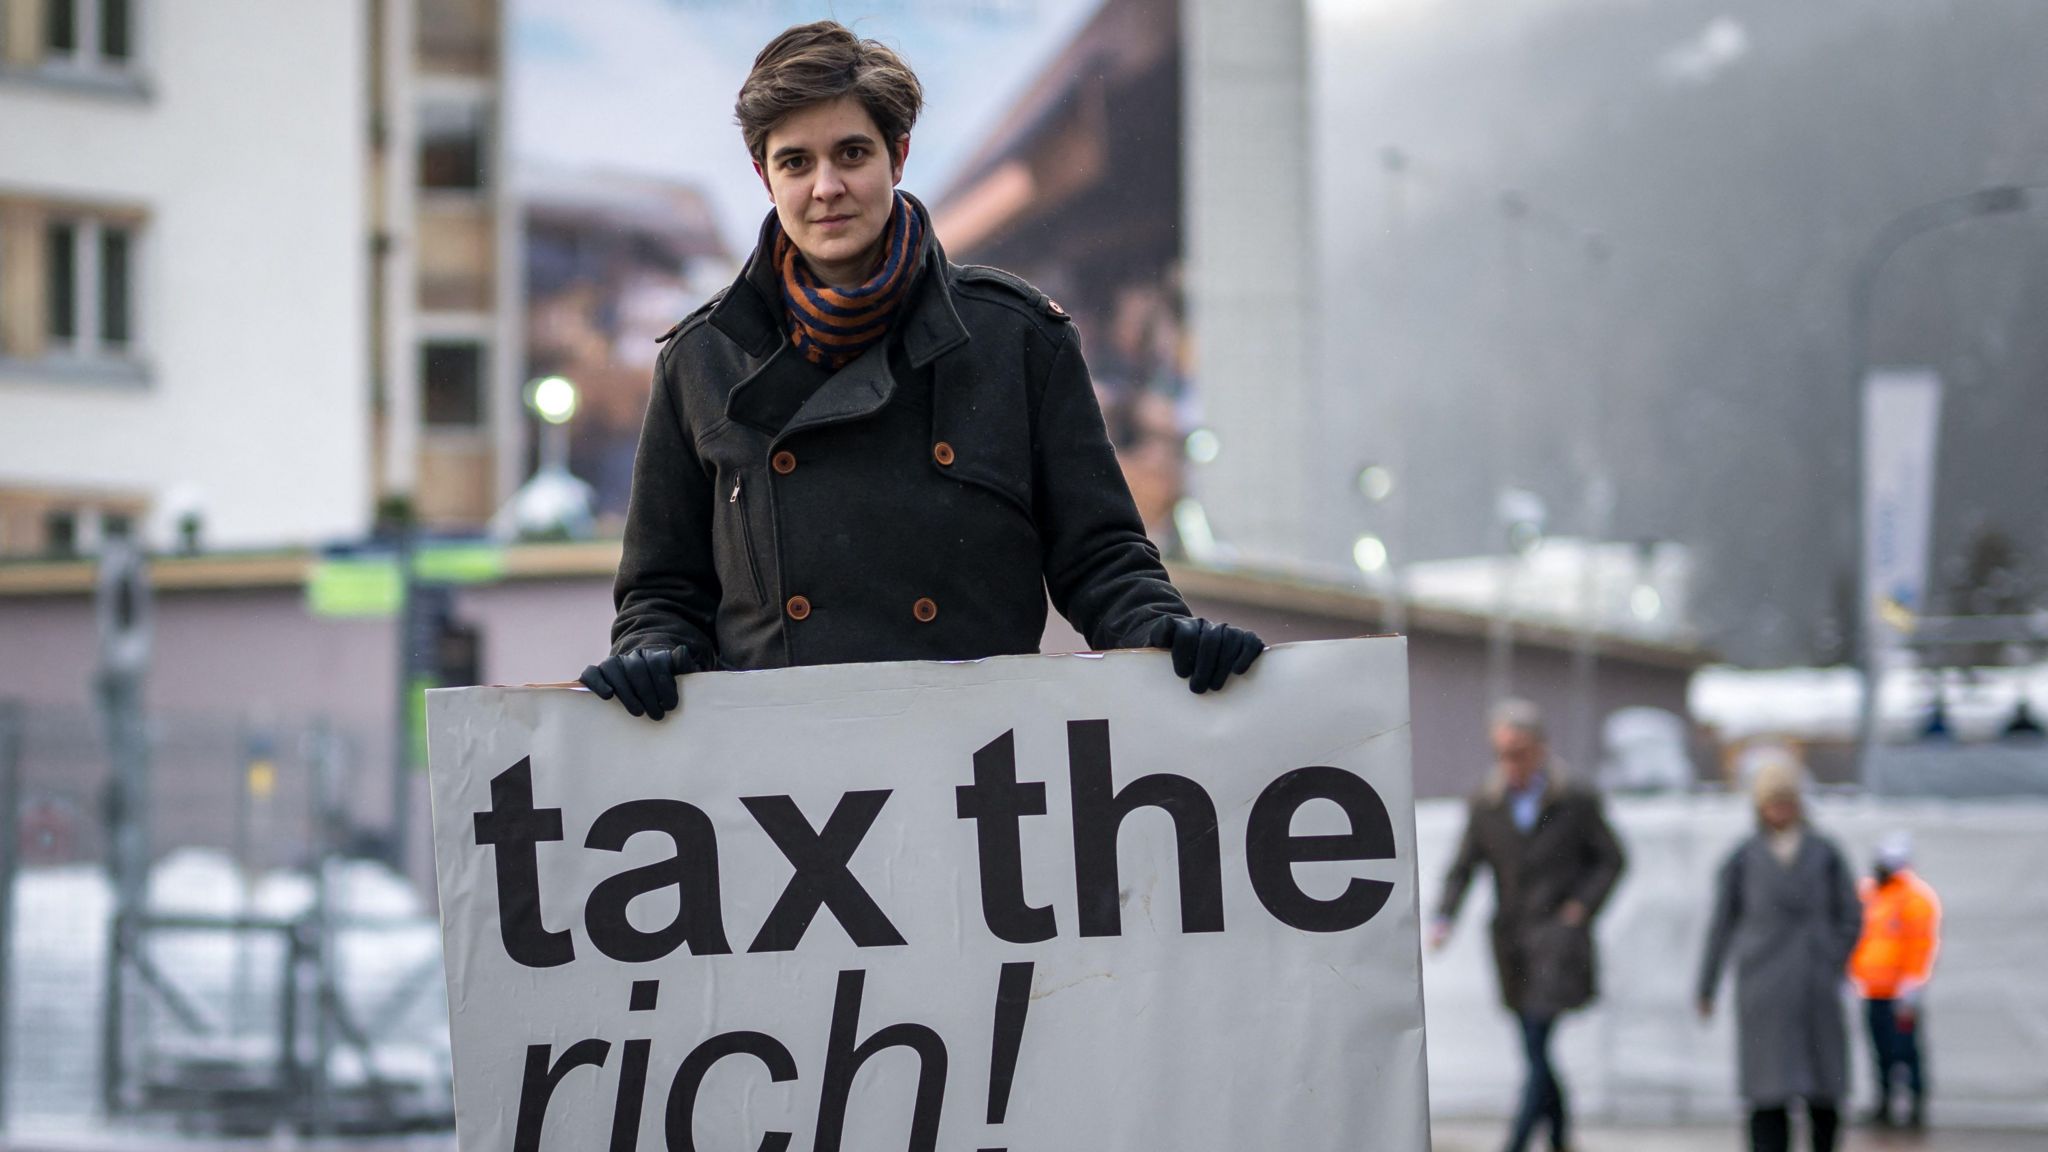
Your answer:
[0,546,1705,886]
[0,0,370,553]
[371,0,520,531]
[0,0,524,558]
[521,163,733,525]
[931,0,1320,558]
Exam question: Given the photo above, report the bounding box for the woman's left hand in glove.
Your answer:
[1151,616,1265,694]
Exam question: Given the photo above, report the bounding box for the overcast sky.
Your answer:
[511,0,1101,256]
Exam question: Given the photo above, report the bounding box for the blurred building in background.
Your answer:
[521,163,735,524]
[371,0,521,530]
[0,0,2042,1137]
[4,0,2041,676]
[1311,0,2048,668]
[931,0,1321,564]
[0,0,370,554]
[0,0,529,553]
[933,0,1193,540]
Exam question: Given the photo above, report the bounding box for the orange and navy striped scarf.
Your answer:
[774,192,924,371]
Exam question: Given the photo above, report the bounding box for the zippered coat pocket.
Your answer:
[725,473,768,604]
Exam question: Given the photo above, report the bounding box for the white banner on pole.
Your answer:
[426,639,1427,1151]
[1863,368,1944,656]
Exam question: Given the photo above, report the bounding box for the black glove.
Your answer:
[579,644,699,720]
[1151,617,1265,694]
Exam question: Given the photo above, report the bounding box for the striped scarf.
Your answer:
[774,192,923,370]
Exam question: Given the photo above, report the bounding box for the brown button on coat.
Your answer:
[609,195,1188,670]
[1436,770,1628,1016]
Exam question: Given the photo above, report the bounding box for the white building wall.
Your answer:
[0,0,369,549]
[1182,0,1317,562]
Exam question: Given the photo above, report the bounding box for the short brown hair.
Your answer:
[736,22,924,163]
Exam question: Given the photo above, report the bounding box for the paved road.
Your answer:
[1432,1119,2046,1151]
[5,1123,2041,1151]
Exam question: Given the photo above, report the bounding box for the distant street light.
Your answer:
[1356,464,1394,503]
[1850,184,2046,782]
[524,375,581,476]
[1489,487,1549,703]
[1630,584,1663,624]
[1497,486,1547,554]
[1352,533,1389,575]
[528,375,579,425]
[496,375,595,541]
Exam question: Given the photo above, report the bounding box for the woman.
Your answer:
[1695,762,1863,1152]
[580,21,1261,717]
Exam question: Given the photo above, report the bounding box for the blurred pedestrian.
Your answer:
[578,21,1261,717]
[1695,762,1862,1152]
[1432,698,1627,1152]
[1849,831,1941,1129]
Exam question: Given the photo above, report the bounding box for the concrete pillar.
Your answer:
[0,203,48,360]
[4,0,44,68]
[1181,0,1317,563]
[489,0,526,511]
[380,0,421,498]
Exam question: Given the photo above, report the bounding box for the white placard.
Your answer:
[427,639,1428,1151]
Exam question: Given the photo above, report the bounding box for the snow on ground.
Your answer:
[1691,663,2048,743]
[7,850,450,1125]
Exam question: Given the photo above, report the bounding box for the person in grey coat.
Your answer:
[1696,761,1863,1152]
[1432,698,1627,1152]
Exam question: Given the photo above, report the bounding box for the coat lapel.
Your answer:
[898,255,970,369]
[723,340,811,435]
[776,338,898,443]
[708,212,785,360]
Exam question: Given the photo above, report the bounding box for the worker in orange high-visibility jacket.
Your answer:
[1848,832,1941,1130]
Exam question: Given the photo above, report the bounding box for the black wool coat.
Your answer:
[609,203,1189,670]
[1436,772,1628,1016]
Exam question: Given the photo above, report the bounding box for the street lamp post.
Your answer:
[530,374,579,469]
[497,375,597,542]
[1570,235,1614,773]
[1376,146,1411,639]
[1849,185,2045,784]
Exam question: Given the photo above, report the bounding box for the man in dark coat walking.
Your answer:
[1432,698,1627,1152]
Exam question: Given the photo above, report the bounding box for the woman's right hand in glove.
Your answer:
[578,645,699,721]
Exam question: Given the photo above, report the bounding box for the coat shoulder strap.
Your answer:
[954,264,1072,324]
[655,289,728,345]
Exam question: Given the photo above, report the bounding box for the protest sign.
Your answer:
[427,638,1428,1151]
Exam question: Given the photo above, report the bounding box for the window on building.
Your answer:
[46,221,78,343]
[419,103,490,192]
[27,213,140,360]
[43,510,77,558]
[99,0,131,61]
[423,341,484,426]
[418,0,497,74]
[38,0,134,70]
[100,226,131,348]
[45,0,78,55]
